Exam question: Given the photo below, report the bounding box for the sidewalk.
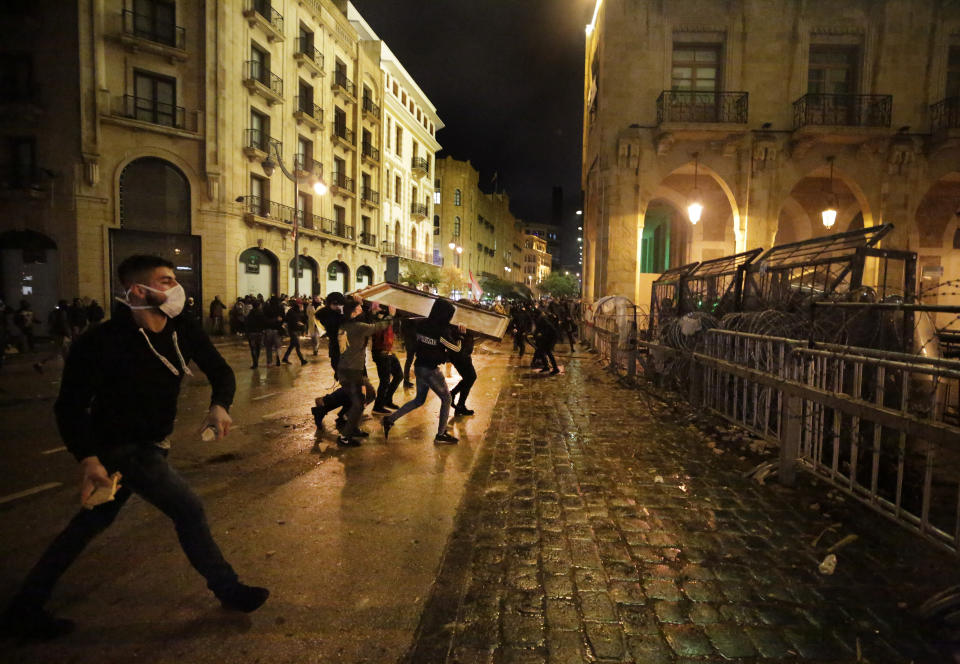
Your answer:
[406,354,960,663]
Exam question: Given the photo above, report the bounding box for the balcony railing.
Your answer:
[931,97,960,132]
[293,154,322,177]
[240,196,295,223]
[121,9,184,49]
[793,93,892,129]
[359,231,377,246]
[656,90,749,124]
[361,187,380,205]
[244,128,281,154]
[381,241,443,266]
[411,156,429,173]
[362,96,380,117]
[244,60,283,97]
[331,171,355,193]
[333,70,356,97]
[333,123,355,145]
[410,203,429,218]
[295,37,323,68]
[361,142,380,161]
[311,215,354,240]
[294,96,323,121]
[245,0,284,35]
[117,95,197,131]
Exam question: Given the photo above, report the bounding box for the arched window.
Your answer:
[454,188,461,206]
[410,225,417,251]
[356,265,375,288]
[394,221,401,250]
[433,215,440,236]
[454,216,461,236]
[119,157,190,234]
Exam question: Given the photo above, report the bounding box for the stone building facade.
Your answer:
[434,156,527,290]
[0,0,440,324]
[521,234,552,290]
[581,0,960,306]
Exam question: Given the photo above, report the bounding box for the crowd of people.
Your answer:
[1,254,582,640]
[0,297,105,373]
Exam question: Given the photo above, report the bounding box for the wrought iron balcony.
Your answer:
[931,97,960,132]
[656,90,749,124]
[359,232,377,246]
[244,60,283,100]
[361,187,380,205]
[243,0,284,41]
[121,9,184,49]
[381,242,442,266]
[333,123,355,146]
[240,196,295,223]
[333,71,356,98]
[293,154,322,178]
[294,96,322,120]
[411,156,429,174]
[362,96,380,117]
[311,215,355,240]
[294,37,323,69]
[331,171,355,194]
[243,128,281,155]
[410,202,429,218]
[117,95,197,131]
[793,93,892,129]
[361,142,380,162]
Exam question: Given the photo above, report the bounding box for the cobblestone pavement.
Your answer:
[405,354,960,664]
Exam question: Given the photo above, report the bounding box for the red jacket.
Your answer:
[372,324,395,354]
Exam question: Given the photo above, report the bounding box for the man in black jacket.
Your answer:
[2,255,268,640]
[382,299,462,444]
[449,327,477,416]
[281,299,308,365]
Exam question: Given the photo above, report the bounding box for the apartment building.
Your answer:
[521,234,552,289]
[582,0,960,305]
[0,0,443,322]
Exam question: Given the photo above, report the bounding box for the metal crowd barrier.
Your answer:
[591,328,960,555]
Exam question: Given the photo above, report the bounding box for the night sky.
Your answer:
[351,1,595,266]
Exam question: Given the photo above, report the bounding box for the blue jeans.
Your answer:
[12,444,239,608]
[385,365,451,436]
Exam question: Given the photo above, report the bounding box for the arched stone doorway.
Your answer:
[640,201,692,273]
[914,173,960,325]
[326,260,349,295]
[109,157,200,306]
[773,165,868,246]
[0,229,59,325]
[237,247,278,298]
[356,265,374,289]
[288,255,318,297]
[410,225,417,254]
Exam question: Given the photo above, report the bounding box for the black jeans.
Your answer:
[247,331,263,366]
[283,330,305,362]
[449,356,477,408]
[373,353,402,408]
[12,444,239,609]
[338,369,375,437]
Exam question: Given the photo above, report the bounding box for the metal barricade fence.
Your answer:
[599,328,960,555]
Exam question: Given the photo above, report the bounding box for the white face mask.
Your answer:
[119,283,186,318]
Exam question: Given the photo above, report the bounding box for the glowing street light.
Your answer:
[688,152,703,225]
[821,156,838,229]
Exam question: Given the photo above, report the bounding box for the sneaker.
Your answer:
[382,417,394,440]
[336,435,361,447]
[33,363,43,374]
[434,431,459,445]
[402,381,414,389]
[351,429,370,438]
[386,402,401,410]
[455,407,475,416]
[372,405,390,415]
[216,584,270,613]
[282,359,292,365]
[2,605,75,640]
[300,359,309,366]
[549,368,560,375]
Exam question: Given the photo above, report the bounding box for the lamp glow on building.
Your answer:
[821,156,839,229]
[687,152,703,225]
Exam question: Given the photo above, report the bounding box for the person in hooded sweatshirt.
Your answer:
[2,255,268,641]
[382,299,463,444]
[448,323,477,416]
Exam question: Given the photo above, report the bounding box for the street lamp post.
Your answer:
[448,239,463,269]
[261,142,327,298]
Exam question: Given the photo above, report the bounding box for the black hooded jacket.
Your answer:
[54,306,235,462]
[413,299,461,369]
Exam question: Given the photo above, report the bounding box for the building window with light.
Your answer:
[454,216,461,236]
[454,188,461,206]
